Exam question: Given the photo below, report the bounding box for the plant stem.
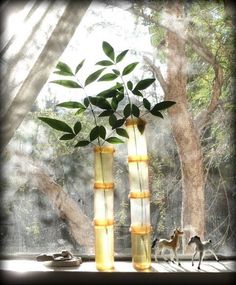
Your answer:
[75,77,110,255]
[116,69,146,229]
[116,67,149,263]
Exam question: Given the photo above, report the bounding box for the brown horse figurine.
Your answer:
[152,228,184,266]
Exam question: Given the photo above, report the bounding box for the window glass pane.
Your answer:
[1,1,235,259]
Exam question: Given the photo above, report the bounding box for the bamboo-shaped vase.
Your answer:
[126,118,151,270]
[93,146,115,271]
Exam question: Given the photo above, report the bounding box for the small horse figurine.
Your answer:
[188,235,219,269]
[152,228,184,266]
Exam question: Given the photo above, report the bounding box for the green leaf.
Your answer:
[112,69,120,76]
[127,81,133,91]
[116,128,129,138]
[74,121,82,134]
[74,140,90,147]
[90,126,100,141]
[53,70,73,76]
[111,98,118,110]
[98,73,118,81]
[115,82,124,90]
[38,117,73,133]
[134,78,155,90]
[60,133,76,140]
[150,108,164,118]
[97,86,119,98]
[99,89,117,98]
[116,93,124,102]
[99,126,106,140]
[122,62,139,76]
[143,98,151,110]
[123,103,131,118]
[152,101,176,111]
[85,68,105,86]
[132,104,140,117]
[106,137,124,144]
[96,60,113,66]
[102,41,115,61]
[116,49,129,63]
[112,118,125,129]
[75,108,86,115]
[98,110,114,117]
[116,85,124,95]
[89,96,111,109]
[132,89,143,97]
[57,101,85,109]
[75,59,85,74]
[84,97,90,107]
[55,62,73,75]
[50,80,82,88]
[109,114,117,127]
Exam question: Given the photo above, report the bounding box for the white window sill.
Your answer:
[1,260,235,285]
[1,259,235,273]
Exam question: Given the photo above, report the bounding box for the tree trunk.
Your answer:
[165,1,205,252]
[33,171,94,250]
[14,150,94,250]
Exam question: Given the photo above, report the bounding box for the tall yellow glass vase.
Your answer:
[93,146,115,271]
[126,118,151,270]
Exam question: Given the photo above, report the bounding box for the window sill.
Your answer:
[1,259,235,272]
[1,260,235,285]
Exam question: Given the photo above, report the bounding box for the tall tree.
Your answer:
[135,0,226,251]
[165,1,204,251]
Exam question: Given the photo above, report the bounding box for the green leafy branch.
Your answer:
[39,58,126,147]
[38,41,176,148]
[94,41,176,133]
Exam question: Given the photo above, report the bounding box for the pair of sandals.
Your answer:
[36,250,82,267]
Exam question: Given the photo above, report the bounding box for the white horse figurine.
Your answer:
[152,228,184,266]
[188,235,219,269]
